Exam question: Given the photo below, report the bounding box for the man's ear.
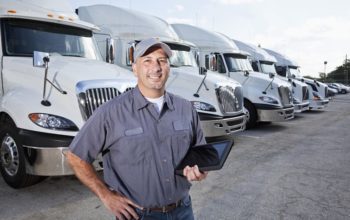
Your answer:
[131,63,138,77]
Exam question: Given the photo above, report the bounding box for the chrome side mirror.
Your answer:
[208,54,217,71]
[33,51,49,67]
[106,38,115,64]
[126,43,136,66]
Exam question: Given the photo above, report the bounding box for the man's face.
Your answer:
[132,46,170,97]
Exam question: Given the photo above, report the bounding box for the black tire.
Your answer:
[244,100,257,129]
[0,115,44,188]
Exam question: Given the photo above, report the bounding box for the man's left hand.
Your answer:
[183,165,208,181]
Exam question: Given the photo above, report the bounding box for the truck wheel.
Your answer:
[244,100,257,129]
[0,116,44,188]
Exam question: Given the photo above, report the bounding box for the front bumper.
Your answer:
[309,99,329,110]
[19,129,102,176]
[199,113,246,138]
[294,101,310,113]
[256,106,294,122]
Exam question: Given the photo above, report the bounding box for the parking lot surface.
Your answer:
[1,94,350,220]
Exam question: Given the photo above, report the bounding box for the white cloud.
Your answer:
[212,0,263,5]
[175,4,184,11]
[250,16,350,77]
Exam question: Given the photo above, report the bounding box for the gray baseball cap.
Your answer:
[133,38,172,62]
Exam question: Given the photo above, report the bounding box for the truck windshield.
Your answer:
[167,43,197,68]
[2,18,101,60]
[260,61,277,74]
[224,53,253,72]
[289,67,302,78]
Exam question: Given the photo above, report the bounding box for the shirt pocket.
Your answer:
[110,131,152,165]
[171,120,192,167]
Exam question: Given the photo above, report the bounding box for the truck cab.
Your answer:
[233,40,310,113]
[77,5,246,139]
[171,24,294,129]
[0,0,136,188]
[264,49,329,110]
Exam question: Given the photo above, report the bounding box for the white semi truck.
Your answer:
[233,40,310,113]
[0,0,137,188]
[171,24,294,129]
[264,49,329,110]
[77,5,246,139]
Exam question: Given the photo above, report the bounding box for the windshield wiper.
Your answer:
[230,69,243,72]
[62,54,84,57]
[170,64,180,67]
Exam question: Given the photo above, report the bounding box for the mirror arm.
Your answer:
[194,72,209,97]
[262,77,275,94]
[41,57,50,106]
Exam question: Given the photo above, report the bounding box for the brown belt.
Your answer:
[142,199,182,213]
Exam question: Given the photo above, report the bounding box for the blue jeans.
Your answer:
[135,195,194,220]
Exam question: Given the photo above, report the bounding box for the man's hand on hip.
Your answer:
[101,190,142,220]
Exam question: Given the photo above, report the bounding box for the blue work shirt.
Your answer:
[69,86,205,207]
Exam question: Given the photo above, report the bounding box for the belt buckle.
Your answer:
[162,206,166,213]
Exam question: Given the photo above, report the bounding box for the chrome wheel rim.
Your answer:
[1,134,19,176]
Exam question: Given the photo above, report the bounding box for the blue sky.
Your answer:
[70,0,350,78]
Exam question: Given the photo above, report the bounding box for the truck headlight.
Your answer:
[29,113,78,131]
[191,101,216,112]
[259,96,278,104]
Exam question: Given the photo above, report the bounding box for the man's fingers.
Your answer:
[124,203,139,220]
[119,208,132,220]
[127,199,143,210]
[183,165,208,181]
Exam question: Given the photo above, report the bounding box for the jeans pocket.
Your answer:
[134,208,145,219]
[181,195,192,207]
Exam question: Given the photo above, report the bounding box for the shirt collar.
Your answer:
[133,86,174,111]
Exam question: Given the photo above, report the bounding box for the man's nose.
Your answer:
[151,60,162,72]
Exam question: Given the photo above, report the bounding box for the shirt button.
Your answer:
[163,159,167,163]
[165,178,170,182]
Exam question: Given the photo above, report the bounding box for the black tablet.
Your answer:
[175,139,234,174]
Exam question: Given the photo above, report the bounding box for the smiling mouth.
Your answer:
[148,75,162,80]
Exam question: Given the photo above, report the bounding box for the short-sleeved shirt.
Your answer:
[69,86,205,207]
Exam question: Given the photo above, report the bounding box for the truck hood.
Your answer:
[245,71,291,89]
[46,56,137,94]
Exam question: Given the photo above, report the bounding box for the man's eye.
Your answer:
[158,58,168,63]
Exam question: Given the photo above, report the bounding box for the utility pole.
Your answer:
[323,61,327,83]
[345,54,349,85]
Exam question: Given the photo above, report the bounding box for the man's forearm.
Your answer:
[66,151,110,200]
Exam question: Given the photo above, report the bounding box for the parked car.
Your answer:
[326,86,338,97]
[329,83,350,94]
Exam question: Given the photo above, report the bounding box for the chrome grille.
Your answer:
[302,86,309,101]
[216,86,243,114]
[78,87,121,120]
[278,86,293,107]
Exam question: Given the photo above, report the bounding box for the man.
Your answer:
[66,38,207,220]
